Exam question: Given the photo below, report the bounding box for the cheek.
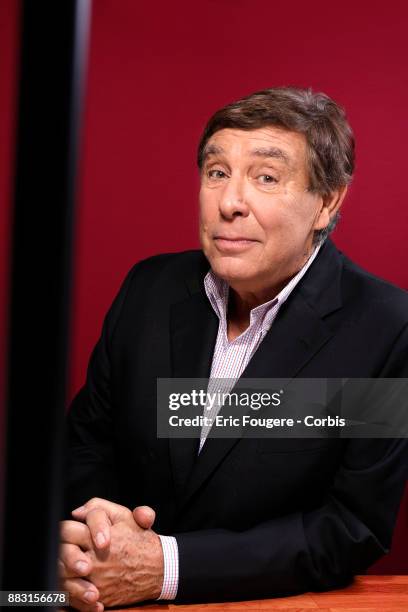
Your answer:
[255,194,316,240]
[252,203,294,242]
[199,190,218,227]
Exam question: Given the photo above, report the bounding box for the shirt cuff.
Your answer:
[157,535,179,600]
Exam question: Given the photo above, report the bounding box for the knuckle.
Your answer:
[87,508,102,520]
[60,520,77,541]
[58,559,66,577]
[70,596,90,612]
[87,508,106,524]
[59,577,69,591]
[86,511,108,532]
[58,559,73,580]
[66,553,81,571]
[67,577,96,600]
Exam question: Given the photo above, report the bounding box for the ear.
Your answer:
[313,185,348,231]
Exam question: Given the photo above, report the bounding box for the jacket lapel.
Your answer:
[177,240,344,510]
[168,258,218,498]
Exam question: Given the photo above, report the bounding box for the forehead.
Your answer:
[204,126,308,169]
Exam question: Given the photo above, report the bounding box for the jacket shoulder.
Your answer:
[118,250,209,305]
[126,249,207,282]
[339,250,408,326]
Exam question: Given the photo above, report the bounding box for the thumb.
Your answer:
[132,505,156,529]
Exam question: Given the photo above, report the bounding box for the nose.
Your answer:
[218,174,249,220]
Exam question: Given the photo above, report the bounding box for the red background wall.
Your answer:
[1,0,407,573]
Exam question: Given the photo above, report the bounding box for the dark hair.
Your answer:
[197,87,355,243]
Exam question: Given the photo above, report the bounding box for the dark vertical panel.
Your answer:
[0,0,21,587]
[2,0,91,596]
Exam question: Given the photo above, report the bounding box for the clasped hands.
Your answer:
[59,498,164,611]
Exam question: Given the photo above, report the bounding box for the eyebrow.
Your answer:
[249,146,291,165]
[202,144,291,165]
[202,144,224,160]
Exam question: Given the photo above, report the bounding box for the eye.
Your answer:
[258,174,277,185]
[207,169,227,180]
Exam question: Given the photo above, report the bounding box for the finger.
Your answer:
[63,577,101,609]
[60,521,92,549]
[72,498,131,524]
[69,596,104,612]
[132,505,156,529]
[59,543,92,578]
[82,508,112,550]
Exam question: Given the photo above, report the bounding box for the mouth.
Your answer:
[213,235,259,253]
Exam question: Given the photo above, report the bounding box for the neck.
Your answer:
[226,284,282,340]
[226,245,316,339]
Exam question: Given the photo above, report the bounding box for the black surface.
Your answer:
[2,0,91,598]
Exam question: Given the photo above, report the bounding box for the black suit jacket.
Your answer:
[64,239,408,603]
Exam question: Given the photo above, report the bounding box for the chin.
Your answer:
[209,255,254,284]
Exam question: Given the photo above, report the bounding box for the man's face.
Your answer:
[199,126,327,294]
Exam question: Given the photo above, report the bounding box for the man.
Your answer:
[60,87,408,611]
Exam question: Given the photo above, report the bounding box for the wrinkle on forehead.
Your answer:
[203,127,307,173]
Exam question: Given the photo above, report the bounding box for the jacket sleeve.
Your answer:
[62,264,137,519]
[174,325,408,602]
[175,437,407,602]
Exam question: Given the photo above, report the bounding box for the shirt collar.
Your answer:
[204,243,322,332]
